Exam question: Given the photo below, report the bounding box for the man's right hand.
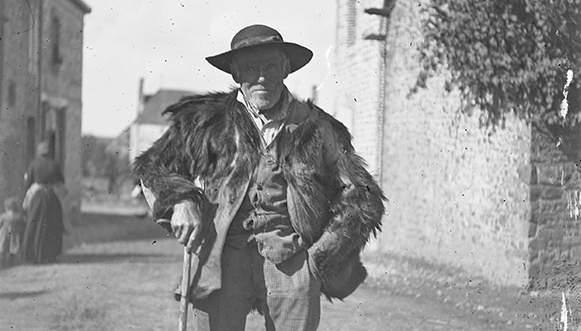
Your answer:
[170,200,204,254]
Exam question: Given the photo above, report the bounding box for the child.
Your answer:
[0,197,25,267]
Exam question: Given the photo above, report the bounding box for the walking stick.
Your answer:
[179,246,192,331]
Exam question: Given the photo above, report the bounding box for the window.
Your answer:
[50,15,62,73]
[27,117,36,164]
[55,108,66,166]
[40,102,48,139]
[42,106,66,165]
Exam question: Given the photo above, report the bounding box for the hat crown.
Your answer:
[230,25,284,50]
[207,24,313,74]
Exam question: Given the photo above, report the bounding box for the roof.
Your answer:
[135,89,196,125]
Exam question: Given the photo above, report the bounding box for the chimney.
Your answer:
[311,85,318,104]
[137,77,144,113]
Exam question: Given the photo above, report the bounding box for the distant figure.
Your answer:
[20,141,66,264]
[0,197,25,267]
[105,154,118,194]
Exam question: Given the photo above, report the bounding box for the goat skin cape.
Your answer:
[133,90,385,300]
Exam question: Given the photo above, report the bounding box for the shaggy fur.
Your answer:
[134,92,261,216]
[133,90,386,300]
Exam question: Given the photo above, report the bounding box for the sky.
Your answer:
[81,0,338,137]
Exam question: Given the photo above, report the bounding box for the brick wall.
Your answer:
[335,0,531,286]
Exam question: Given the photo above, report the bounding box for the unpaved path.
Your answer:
[0,211,558,330]
[0,238,501,331]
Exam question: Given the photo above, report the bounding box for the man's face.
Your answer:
[232,47,290,111]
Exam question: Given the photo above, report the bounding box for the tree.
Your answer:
[414,0,581,136]
[81,135,109,178]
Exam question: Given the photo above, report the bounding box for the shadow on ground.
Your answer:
[59,252,178,264]
[64,212,170,250]
[0,290,50,300]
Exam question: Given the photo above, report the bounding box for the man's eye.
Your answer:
[246,66,257,72]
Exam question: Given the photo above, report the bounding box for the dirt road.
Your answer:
[0,238,502,331]
[0,211,561,330]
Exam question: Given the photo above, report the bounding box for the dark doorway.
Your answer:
[26,117,36,164]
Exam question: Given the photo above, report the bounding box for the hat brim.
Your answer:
[206,42,313,74]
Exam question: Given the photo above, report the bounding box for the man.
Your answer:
[133,24,385,331]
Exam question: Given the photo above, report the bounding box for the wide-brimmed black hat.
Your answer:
[206,24,313,74]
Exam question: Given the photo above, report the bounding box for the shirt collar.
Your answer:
[237,86,294,122]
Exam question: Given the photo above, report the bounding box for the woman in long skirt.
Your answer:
[20,142,65,264]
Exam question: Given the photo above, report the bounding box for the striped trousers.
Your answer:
[192,243,321,331]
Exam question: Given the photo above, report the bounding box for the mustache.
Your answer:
[251,85,274,92]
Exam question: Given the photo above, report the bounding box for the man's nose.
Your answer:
[257,68,267,82]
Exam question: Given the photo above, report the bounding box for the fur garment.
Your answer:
[133,90,386,300]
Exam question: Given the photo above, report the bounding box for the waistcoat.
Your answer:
[226,94,303,264]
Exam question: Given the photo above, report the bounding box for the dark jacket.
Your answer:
[25,156,64,189]
[133,90,385,300]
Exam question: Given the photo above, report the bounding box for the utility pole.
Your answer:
[311,85,318,104]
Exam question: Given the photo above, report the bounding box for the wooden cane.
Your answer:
[179,246,192,331]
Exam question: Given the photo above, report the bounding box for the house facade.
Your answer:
[128,79,194,164]
[0,0,90,223]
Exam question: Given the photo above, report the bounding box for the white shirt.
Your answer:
[237,88,294,147]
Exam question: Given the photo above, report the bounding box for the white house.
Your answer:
[129,79,195,163]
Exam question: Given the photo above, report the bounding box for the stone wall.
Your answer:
[0,0,88,223]
[0,0,40,206]
[334,0,384,174]
[38,0,88,224]
[335,0,532,287]
[529,127,581,290]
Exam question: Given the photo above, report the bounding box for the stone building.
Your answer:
[0,0,90,223]
[335,0,534,287]
[335,0,581,290]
